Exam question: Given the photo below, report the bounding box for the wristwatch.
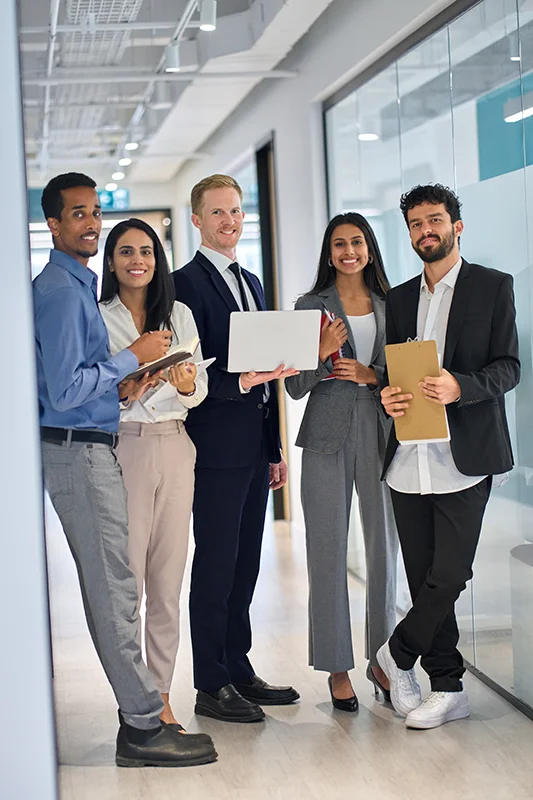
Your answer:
[178,385,196,397]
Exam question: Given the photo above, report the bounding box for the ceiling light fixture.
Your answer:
[105,182,118,192]
[504,92,533,123]
[165,41,181,72]
[358,133,379,141]
[118,157,132,167]
[510,55,521,62]
[200,0,217,32]
[112,171,125,181]
[125,141,139,151]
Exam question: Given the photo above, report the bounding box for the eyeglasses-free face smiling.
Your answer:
[192,187,245,256]
[47,185,102,265]
[330,224,371,275]
[109,227,156,290]
[407,202,462,264]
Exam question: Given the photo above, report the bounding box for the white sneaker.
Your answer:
[376,642,422,717]
[405,690,470,729]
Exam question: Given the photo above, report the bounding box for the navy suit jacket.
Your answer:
[173,250,282,469]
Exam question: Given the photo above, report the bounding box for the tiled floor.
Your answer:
[46,499,533,800]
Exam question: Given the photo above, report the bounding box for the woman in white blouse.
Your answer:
[100,218,207,729]
[286,213,398,713]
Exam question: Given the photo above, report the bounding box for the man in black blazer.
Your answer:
[376,184,519,730]
[173,174,299,722]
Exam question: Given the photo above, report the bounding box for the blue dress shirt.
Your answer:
[33,249,139,433]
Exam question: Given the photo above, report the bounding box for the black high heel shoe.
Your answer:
[366,663,391,703]
[328,676,359,713]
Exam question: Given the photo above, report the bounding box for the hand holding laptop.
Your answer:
[240,363,299,391]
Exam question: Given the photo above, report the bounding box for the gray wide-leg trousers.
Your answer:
[302,390,398,673]
[42,440,164,729]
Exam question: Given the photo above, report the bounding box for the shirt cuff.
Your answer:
[239,376,251,394]
[112,348,140,381]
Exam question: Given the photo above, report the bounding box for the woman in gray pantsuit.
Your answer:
[286,212,398,711]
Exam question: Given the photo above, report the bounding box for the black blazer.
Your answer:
[172,250,281,469]
[382,259,520,478]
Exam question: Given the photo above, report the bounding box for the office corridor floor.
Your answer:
[46,500,533,800]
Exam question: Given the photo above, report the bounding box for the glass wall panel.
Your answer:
[325,0,533,710]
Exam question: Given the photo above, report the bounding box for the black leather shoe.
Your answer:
[115,713,217,767]
[233,675,300,706]
[195,684,265,723]
[328,676,359,713]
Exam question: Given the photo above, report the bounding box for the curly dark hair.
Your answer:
[400,184,462,226]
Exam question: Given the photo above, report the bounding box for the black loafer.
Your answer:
[115,713,217,767]
[195,684,265,723]
[233,675,300,706]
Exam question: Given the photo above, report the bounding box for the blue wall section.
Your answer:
[477,72,533,181]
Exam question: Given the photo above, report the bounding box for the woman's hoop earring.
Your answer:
[328,258,334,267]
[368,254,374,264]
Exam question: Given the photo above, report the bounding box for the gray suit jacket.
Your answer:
[285,285,391,454]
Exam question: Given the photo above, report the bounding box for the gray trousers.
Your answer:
[42,440,164,729]
[302,389,398,673]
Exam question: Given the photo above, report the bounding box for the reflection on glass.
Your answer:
[325,0,533,710]
[231,156,264,283]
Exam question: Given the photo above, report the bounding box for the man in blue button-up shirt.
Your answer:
[33,173,216,768]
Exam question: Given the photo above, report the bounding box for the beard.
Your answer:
[412,229,455,263]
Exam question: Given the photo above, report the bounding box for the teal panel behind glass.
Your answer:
[477,73,533,181]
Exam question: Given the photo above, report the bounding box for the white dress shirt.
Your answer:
[99,295,207,423]
[386,259,487,495]
[347,312,376,385]
[198,245,257,312]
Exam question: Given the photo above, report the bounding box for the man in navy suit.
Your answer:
[173,174,300,722]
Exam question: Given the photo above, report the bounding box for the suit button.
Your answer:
[314,370,320,377]
[257,403,263,410]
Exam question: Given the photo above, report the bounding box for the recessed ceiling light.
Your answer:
[105,182,118,192]
[165,42,181,73]
[125,141,139,151]
[510,55,521,62]
[112,171,125,181]
[118,157,132,167]
[200,0,217,31]
[358,133,379,141]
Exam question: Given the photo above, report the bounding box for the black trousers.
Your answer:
[389,478,492,692]
[189,445,270,692]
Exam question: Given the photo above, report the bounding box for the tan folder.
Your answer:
[384,340,450,444]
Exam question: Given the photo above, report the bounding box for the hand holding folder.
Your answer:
[384,339,450,444]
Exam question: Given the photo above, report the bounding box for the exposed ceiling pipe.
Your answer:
[38,0,61,175]
[116,0,199,156]
[21,21,200,34]
[24,70,297,86]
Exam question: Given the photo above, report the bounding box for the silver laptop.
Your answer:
[227,309,321,373]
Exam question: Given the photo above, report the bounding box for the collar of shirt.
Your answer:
[420,257,462,298]
[103,293,125,311]
[49,248,98,289]
[199,244,236,275]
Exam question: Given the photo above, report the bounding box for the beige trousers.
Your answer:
[116,419,196,692]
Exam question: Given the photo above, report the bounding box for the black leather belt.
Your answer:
[40,427,118,447]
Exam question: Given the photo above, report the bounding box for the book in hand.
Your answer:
[384,339,450,444]
[320,309,344,381]
[124,336,200,381]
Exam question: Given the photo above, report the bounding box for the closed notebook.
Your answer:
[384,339,450,445]
[124,336,199,381]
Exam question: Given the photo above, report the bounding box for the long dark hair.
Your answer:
[101,218,175,334]
[309,212,390,298]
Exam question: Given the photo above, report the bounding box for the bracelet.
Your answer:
[178,385,196,397]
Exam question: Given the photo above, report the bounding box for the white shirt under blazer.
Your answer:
[99,296,207,424]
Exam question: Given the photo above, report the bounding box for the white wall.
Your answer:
[160,0,458,526]
[1,1,58,797]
